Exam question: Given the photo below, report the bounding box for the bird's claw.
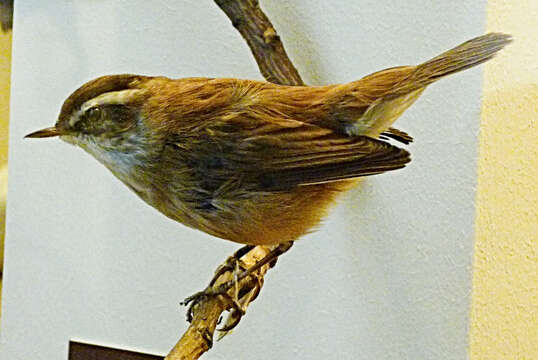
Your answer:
[181,281,246,325]
[182,252,249,323]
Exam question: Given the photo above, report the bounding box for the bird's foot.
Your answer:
[181,256,254,324]
[181,242,293,329]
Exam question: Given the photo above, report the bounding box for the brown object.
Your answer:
[26,33,511,246]
[69,341,163,360]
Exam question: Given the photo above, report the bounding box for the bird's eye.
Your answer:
[86,106,103,121]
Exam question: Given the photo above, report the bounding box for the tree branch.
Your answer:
[215,0,304,86]
[165,1,304,359]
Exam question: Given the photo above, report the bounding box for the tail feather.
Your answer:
[394,33,512,94]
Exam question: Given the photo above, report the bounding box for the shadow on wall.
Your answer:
[0,0,12,32]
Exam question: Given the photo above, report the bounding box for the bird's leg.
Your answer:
[216,260,265,334]
[182,241,294,324]
[208,244,255,287]
[181,244,254,322]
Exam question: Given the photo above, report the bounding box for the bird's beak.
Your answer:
[24,126,61,138]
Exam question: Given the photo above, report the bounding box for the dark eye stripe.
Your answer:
[73,104,136,135]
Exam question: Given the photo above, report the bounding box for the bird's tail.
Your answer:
[344,33,512,137]
[393,33,512,95]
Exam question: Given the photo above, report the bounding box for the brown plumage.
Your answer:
[26,33,511,245]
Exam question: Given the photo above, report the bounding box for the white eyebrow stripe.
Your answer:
[80,89,143,112]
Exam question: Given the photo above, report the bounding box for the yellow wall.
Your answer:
[0,29,11,319]
[470,0,538,358]
[0,31,9,164]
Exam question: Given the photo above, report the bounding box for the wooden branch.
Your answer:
[165,1,305,359]
[215,0,304,86]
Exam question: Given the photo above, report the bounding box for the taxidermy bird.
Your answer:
[26,33,511,248]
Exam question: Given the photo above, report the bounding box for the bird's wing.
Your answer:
[171,119,410,191]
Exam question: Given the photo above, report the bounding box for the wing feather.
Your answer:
[171,120,410,191]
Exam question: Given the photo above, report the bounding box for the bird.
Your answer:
[26,33,511,249]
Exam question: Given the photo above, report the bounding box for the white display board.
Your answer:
[2,1,486,359]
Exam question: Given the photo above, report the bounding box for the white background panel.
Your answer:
[2,1,486,359]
